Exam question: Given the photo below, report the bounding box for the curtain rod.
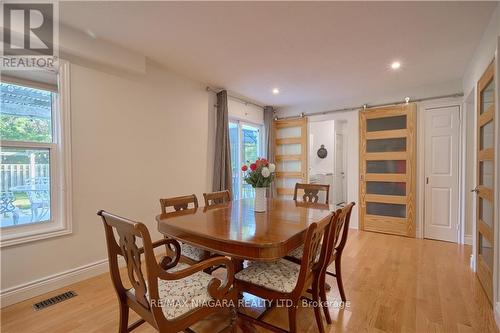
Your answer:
[276,92,464,120]
[206,86,265,109]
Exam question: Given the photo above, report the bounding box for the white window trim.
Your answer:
[0,60,72,247]
[229,118,263,200]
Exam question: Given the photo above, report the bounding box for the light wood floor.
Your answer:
[1,230,498,333]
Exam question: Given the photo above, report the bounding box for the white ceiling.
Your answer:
[60,1,496,111]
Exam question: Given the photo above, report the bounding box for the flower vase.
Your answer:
[254,187,267,212]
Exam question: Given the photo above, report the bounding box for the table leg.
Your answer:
[232,258,244,273]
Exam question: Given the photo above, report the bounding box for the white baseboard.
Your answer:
[0,258,110,308]
[464,234,473,245]
[494,302,500,330]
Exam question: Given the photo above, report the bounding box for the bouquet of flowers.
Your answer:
[241,158,276,188]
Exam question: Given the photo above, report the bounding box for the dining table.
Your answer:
[156,198,334,265]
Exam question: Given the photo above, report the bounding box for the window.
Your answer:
[0,62,71,246]
[229,120,262,200]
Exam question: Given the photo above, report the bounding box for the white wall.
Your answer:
[0,59,216,306]
[308,120,335,175]
[462,4,500,97]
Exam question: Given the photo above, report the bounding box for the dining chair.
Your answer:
[97,210,237,333]
[234,216,336,333]
[285,202,355,324]
[293,183,330,204]
[159,194,209,264]
[203,190,231,207]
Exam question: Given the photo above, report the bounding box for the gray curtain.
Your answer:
[212,90,233,193]
[264,106,277,198]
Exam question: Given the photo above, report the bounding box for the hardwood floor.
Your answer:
[1,230,497,332]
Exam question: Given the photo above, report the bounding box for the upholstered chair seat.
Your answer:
[287,243,322,261]
[130,263,214,320]
[234,259,300,293]
[180,243,206,261]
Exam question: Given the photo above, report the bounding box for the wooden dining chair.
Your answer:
[160,194,198,214]
[234,216,336,333]
[293,183,330,204]
[97,210,237,333]
[285,202,355,324]
[203,190,231,207]
[159,195,209,264]
[318,202,355,322]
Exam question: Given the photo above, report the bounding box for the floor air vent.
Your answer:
[32,291,77,311]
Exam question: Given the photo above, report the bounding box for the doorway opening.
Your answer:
[308,119,347,206]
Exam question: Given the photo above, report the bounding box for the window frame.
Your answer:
[0,60,72,247]
[229,118,263,200]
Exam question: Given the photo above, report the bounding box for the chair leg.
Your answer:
[319,272,332,325]
[288,303,298,333]
[229,305,238,333]
[312,279,325,333]
[118,301,129,333]
[335,258,346,302]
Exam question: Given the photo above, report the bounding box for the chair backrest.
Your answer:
[97,210,161,313]
[293,220,329,295]
[324,202,355,266]
[160,194,198,214]
[203,190,231,207]
[293,183,330,204]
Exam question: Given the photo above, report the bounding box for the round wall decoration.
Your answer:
[317,145,328,159]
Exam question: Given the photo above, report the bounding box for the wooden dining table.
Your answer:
[156,198,334,264]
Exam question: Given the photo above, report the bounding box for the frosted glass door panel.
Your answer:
[366,202,406,218]
[279,160,301,172]
[366,138,406,152]
[366,115,406,132]
[479,233,493,271]
[366,160,406,174]
[479,197,493,228]
[480,121,494,150]
[276,178,302,189]
[277,144,301,155]
[366,181,406,196]
[480,161,494,189]
[276,127,301,139]
[480,79,494,114]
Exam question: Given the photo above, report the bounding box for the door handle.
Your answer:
[426,177,429,185]
[471,187,479,193]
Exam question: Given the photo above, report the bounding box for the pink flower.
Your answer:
[250,163,257,171]
[241,165,248,172]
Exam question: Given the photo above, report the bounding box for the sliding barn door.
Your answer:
[274,118,308,198]
[475,60,495,305]
[359,104,416,237]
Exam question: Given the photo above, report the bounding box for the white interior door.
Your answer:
[424,105,460,242]
[334,133,346,204]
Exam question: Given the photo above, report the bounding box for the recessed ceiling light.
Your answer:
[85,29,97,39]
[272,88,280,95]
[391,61,401,70]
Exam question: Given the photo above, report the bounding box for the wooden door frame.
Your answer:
[359,103,416,237]
[416,99,465,243]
